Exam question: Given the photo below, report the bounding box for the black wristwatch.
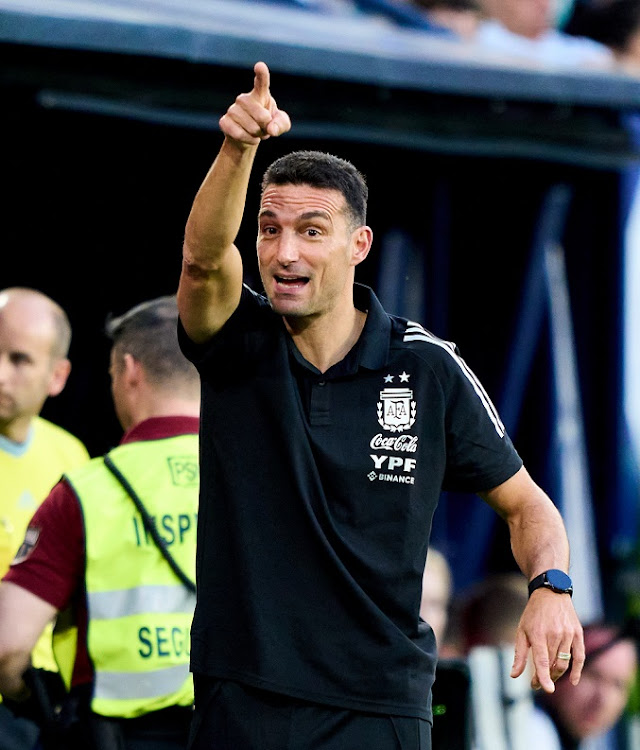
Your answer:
[528,569,573,597]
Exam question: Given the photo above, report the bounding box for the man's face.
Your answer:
[256,183,358,320]
[486,0,553,38]
[420,574,450,646]
[553,639,637,740]
[0,295,61,436]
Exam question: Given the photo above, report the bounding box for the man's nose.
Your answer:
[276,233,300,264]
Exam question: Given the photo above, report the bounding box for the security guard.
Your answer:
[0,286,90,749]
[0,295,200,749]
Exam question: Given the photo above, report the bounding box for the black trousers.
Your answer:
[30,706,191,750]
[89,707,193,750]
[187,677,431,750]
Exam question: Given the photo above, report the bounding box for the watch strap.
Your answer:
[528,569,573,597]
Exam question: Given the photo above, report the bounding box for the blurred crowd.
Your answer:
[422,546,640,750]
[271,0,640,73]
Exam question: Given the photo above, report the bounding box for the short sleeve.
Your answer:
[4,480,85,610]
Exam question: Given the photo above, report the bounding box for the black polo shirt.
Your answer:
[178,283,522,720]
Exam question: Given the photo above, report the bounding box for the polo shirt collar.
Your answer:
[354,283,391,371]
[120,416,200,445]
[287,284,390,376]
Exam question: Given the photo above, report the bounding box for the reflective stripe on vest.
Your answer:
[88,585,196,620]
[58,434,198,718]
[95,663,191,702]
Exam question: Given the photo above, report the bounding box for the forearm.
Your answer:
[507,490,570,580]
[183,138,258,271]
[481,466,570,580]
[0,583,59,702]
[179,62,290,342]
[483,468,583,691]
[179,138,254,341]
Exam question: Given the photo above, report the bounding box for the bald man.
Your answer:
[0,287,89,749]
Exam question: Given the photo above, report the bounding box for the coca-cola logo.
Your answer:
[369,433,418,452]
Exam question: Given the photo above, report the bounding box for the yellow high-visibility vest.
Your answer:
[54,434,198,718]
[2,416,89,673]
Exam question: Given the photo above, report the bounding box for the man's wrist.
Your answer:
[528,569,573,597]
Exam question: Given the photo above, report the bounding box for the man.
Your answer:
[473,0,613,66]
[454,571,530,654]
[177,61,585,749]
[530,621,638,749]
[444,571,532,750]
[0,287,89,748]
[419,547,471,750]
[420,547,453,648]
[0,295,200,749]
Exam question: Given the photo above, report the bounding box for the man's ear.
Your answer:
[47,358,71,398]
[122,352,143,387]
[351,225,373,267]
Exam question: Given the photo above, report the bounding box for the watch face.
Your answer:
[546,569,572,591]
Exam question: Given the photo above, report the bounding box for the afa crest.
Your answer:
[377,387,416,432]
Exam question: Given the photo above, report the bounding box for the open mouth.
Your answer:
[274,275,309,288]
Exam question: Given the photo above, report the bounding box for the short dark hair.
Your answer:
[106,295,198,389]
[565,0,640,52]
[261,150,368,229]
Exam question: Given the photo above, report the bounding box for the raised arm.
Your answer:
[479,466,585,693]
[178,61,291,343]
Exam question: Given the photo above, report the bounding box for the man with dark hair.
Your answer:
[177,61,584,750]
[0,295,200,749]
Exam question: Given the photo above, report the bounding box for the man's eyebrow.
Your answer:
[300,211,331,221]
[258,209,332,221]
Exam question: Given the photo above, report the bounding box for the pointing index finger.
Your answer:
[253,61,271,104]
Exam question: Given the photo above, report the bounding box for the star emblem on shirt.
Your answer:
[399,371,410,382]
[384,374,394,383]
